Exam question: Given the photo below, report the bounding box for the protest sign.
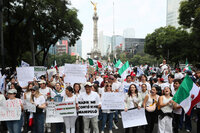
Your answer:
[121,108,147,128]
[0,100,21,121]
[34,66,47,79]
[55,101,77,117]
[23,100,36,113]
[47,68,57,80]
[46,102,63,123]
[78,101,99,116]
[64,64,87,84]
[58,66,65,77]
[16,67,34,87]
[101,92,125,110]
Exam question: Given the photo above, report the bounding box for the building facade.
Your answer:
[167,0,184,28]
[124,38,145,55]
[123,28,135,38]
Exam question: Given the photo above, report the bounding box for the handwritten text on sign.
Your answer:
[55,101,77,117]
[46,102,63,123]
[78,101,99,116]
[101,92,125,110]
[0,100,21,121]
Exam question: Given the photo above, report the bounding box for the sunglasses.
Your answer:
[30,89,35,92]
[106,85,112,87]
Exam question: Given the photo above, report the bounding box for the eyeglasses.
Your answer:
[31,90,35,92]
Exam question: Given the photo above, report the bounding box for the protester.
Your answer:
[30,86,46,133]
[120,75,133,93]
[6,89,23,133]
[51,82,65,133]
[101,83,114,133]
[73,83,83,133]
[158,86,174,133]
[23,82,34,133]
[124,84,141,133]
[63,86,77,133]
[139,84,149,107]
[139,74,151,92]
[172,79,182,133]
[39,80,52,100]
[78,82,101,133]
[143,86,159,133]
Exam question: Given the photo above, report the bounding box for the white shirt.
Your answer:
[175,73,184,79]
[51,89,66,99]
[63,95,76,102]
[139,82,151,92]
[112,81,122,91]
[120,82,133,93]
[39,87,52,100]
[34,95,46,106]
[0,94,6,102]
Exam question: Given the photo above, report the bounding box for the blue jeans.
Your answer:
[6,114,23,133]
[32,113,45,133]
[101,112,113,131]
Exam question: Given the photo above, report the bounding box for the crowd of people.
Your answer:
[0,59,200,133]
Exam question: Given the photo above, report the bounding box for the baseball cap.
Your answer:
[7,89,17,94]
[39,80,46,84]
[84,82,93,87]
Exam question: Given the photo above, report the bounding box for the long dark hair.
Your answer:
[73,83,81,94]
[128,84,138,97]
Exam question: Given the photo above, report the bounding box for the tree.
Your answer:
[179,0,200,62]
[3,0,83,67]
[144,26,190,65]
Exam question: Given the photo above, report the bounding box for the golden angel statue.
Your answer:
[91,1,97,13]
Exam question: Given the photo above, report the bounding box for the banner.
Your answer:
[64,64,87,84]
[0,100,21,121]
[46,102,64,123]
[16,67,34,87]
[78,101,99,116]
[55,101,77,117]
[101,92,125,110]
[121,108,147,128]
[34,66,47,79]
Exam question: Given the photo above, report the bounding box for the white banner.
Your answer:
[0,100,21,121]
[101,92,125,110]
[64,64,87,84]
[121,108,147,128]
[78,101,99,116]
[17,67,34,87]
[46,102,64,123]
[55,101,77,117]
[34,66,47,79]
[58,66,65,77]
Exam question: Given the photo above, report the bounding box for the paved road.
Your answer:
[101,117,197,133]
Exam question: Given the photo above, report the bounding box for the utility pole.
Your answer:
[0,0,4,68]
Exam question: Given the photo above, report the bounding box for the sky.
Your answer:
[70,0,167,59]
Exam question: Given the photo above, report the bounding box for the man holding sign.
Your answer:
[78,82,101,133]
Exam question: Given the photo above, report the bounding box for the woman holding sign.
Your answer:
[6,89,23,133]
[30,86,46,133]
[101,83,114,133]
[143,86,159,133]
[124,84,142,133]
[63,86,78,133]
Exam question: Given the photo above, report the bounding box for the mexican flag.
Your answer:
[172,75,200,115]
[114,60,123,69]
[88,58,94,66]
[118,61,131,79]
[97,61,102,68]
[183,59,191,72]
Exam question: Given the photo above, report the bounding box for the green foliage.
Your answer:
[144,26,190,64]
[48,54,76,67]
[3,0,83,67]
[179,0,200,62]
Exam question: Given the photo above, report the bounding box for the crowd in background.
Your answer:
[0,59,200,133]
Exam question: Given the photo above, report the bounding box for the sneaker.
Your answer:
[47,128,51,133]
[113,121,118,129]
[101,131,104,133]
[118,114,122,118]
[186,129,191,132]
[109,130,113,133]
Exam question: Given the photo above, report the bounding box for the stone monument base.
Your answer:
[90,50,101,60]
